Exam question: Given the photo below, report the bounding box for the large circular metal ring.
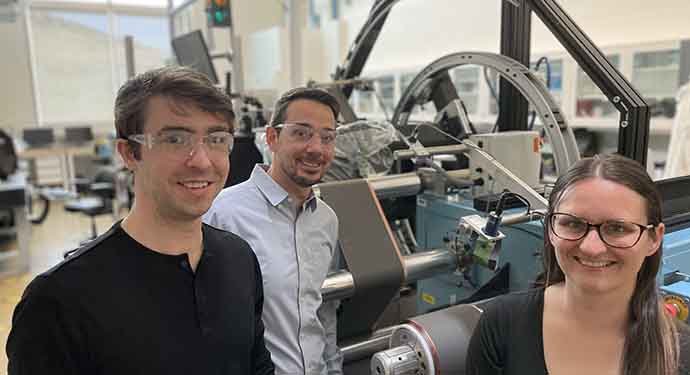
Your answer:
[391,51,580,176]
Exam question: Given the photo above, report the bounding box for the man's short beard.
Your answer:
[279,160,322,188]
[290,174,318,188]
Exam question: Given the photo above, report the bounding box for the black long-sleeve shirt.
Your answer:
[7,222,274,375]
[466,288,690,375]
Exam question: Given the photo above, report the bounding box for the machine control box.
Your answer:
[469,131,541,196]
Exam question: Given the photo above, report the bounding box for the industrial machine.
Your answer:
[315,171,690,375]
[306,0,690,374]
[657,177,690,324]
[308,1,690,374]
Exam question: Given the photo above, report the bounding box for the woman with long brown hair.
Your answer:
[466,154,689,375]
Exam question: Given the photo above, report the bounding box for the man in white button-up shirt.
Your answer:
[205,87,343,375]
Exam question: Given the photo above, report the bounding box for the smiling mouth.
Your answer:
[574,256,616,268]
[179,181,211,189]
[299,160,322,169]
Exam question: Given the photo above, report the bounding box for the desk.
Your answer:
[17,142,94,193]
[0,172,30,279]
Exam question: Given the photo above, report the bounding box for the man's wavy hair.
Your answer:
[114,66,235,159]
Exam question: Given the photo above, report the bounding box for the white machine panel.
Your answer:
[469,131,541,196]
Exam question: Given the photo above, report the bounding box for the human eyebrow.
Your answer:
[157,125,231,135]
[206,125,232,134]
[157,126,194,134]
[288,121,314,128]
[605,218,645,225]
[289,122,335,131]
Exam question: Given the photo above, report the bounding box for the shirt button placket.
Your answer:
[196,285,210,336]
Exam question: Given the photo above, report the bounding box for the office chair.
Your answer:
[63,167,116,241]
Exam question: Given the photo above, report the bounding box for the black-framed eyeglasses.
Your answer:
[128,130,233,160]
[549,212,655,249]
[274,122,337,146]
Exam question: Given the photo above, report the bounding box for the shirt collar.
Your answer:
[303,192,317,212]
[250,164,288,207]
[250,164,318,212]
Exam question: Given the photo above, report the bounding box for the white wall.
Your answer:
[532,0,690,54]
[302,17,349,84]
[0,5,38,137]
[231,0,283,37]
[329,0,690,74]
[356,0,503,74]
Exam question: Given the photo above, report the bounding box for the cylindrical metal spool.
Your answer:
[384,303,484,374]
[370,344,420,375]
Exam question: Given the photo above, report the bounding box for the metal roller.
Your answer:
[392,145,469,161]
[366,173,424,200]
[371,303,484,375]
[371,345,420,375]
[321,249,458,302]
[364,169,471,200]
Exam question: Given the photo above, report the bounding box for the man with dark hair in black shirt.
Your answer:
[6,66,275,375]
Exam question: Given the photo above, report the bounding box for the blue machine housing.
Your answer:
[660,230,690,322]
[662,230,690,280]
[415,193,544,313]
[415,192,690,315]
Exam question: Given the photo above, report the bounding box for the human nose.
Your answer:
[185,141,213,168]
[304,133,327,151]
[578,226,608,255]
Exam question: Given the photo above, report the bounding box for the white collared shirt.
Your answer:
[204,165,342,375]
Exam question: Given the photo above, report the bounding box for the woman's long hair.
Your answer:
[538,154,679,375]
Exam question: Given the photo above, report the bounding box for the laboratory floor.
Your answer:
[0,202,116,373]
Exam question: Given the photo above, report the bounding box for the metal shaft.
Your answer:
[321,270,355,302]
[403,248,458,282]
[368,172,423,199]
[501,209,546,226]
[341,325,399,363]
[393,144,469,160]
[321,249,458,302]
[367,169,470,199]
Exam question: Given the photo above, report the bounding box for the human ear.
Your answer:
[266,126,279,153]
[646,222,665,256]
[116,139,138,172]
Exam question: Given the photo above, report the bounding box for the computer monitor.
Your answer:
[22,128,55,147]
[65,126,93,144]
[656,176,690,232]
[171,30,219,84]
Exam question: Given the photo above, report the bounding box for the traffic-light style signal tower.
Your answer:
[206,0,231,27]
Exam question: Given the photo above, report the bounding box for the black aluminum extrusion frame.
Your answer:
[499,0,532,133]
